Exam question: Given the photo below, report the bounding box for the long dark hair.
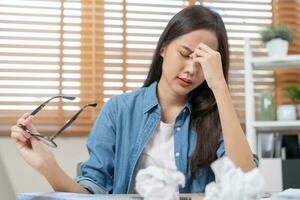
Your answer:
[143,5,230,174]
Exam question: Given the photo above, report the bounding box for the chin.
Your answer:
[173,85,193,96]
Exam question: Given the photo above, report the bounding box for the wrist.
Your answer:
[210,79,228,93]
[39,155,59,177]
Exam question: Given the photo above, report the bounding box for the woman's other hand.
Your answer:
[11,113,56,176]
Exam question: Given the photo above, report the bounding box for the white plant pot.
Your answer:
[277,105,297,121]
[266,38,289,57]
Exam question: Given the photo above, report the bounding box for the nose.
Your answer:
[184,56,197,75]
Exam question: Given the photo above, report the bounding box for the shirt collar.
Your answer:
[143,81,159,113]
[142,81,193,114]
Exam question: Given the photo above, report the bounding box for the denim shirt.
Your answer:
[75,81,258,194]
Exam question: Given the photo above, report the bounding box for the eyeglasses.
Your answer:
[18,96,97,148]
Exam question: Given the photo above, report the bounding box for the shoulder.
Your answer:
[105,87,147,110]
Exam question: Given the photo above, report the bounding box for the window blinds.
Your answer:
[0,0,86,135]
[1,0,299,136]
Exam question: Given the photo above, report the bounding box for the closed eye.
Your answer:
[179,51,190,58]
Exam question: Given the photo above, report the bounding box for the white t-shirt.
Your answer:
[138,121,177,170]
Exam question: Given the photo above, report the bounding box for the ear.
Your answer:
[160,46,165,58]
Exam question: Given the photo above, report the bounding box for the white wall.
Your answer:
[0,136,89,193]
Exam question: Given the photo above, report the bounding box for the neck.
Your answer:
[157,81,188,110]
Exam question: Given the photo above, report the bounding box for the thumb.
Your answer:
[23,115,34,125]
[22,113,31,120]
[23,116,37,131]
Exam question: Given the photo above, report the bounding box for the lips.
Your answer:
[177,77,193,87]
[178,77,192,84]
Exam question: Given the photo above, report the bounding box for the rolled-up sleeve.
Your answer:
[74,176,108,194]
[216,135,259,167]
[74,97,117,194]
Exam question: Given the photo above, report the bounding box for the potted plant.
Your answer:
[261,23,294,57]
[285,85,300,120]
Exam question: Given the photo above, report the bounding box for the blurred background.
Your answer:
[0,0,299,195]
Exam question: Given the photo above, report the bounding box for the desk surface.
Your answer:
[17,192,204,200]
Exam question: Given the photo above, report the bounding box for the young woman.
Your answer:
[11,5,257,194]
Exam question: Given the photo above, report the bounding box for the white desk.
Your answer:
[17,192,205,200]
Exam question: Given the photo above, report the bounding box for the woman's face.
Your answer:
[159,29,219,96]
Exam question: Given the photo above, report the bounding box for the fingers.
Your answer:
[192,43,220,64]
[17,113,34,126]
[193,48,207,59]
[17,113,30,125]
[11,125,30,143]
[17,112,37,133]
[30,136,44,150]
[23,115,34,127]
[192,57,205,66]
[196,43,214,53]
[12,113,35,144]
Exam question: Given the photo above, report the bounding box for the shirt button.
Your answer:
[175,152,180,157]
[176,127,181,132]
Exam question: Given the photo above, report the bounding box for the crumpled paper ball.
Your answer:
[135,166,185,200]
[204,157,264,200]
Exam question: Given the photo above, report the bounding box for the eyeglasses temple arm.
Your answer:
[30,96,76,116]
[50,103,97,140]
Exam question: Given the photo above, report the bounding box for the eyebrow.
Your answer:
[180,45,194,54]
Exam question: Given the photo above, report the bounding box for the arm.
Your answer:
[193,43,255,172]
[11,96,117,193]
[212,83,255,172]
[11,114,90,193]
[41,157,90,193]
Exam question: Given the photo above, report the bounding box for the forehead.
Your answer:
[173,29,218,51]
